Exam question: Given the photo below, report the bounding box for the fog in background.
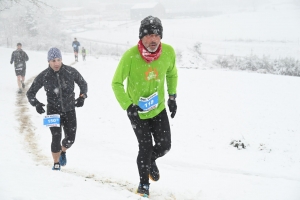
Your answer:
[0,0,299,53]
[50,0,299,13]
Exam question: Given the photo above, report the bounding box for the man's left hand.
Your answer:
[168,98,177,118]
[75,97,85,107]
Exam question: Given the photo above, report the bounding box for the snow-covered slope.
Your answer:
[1,3,300,200]
[1,45,300,199]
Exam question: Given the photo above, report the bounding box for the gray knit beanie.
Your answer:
[47,47,62,62]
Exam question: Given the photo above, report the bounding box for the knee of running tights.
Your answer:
[162,143,171,156]
[139,144,153,153]
[62,139,75,149]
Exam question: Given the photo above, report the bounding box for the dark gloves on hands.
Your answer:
[10,61,13,64]
[36,103,45,114]
[168,97,177,118]
[127,104,143,124]
[75,97,85,107]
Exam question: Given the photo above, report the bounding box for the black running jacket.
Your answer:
[10,49,29,69]
[26,64,88,112]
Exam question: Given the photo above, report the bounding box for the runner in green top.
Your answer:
[111,16,178,198]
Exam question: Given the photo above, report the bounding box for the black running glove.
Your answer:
[168,96,177,118]
[75,97,85,107]
[127,104,143,124]
[36,103,45,114]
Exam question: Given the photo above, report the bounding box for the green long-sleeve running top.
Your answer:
[112,43,178,119]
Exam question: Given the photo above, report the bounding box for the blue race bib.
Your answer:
[43,114,60,127]
[138,92,159,113]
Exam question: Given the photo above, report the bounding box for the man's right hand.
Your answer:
[10,61,13,64]
[35,103,45,114]
[127,104,143,124]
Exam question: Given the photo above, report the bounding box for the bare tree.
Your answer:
[0,0,50,11]
[0,1,68,50]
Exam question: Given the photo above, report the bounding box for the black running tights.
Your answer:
[130,109,171,184]
[48,109,77,153]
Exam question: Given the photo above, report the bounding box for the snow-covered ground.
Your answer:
[1,3,300,200]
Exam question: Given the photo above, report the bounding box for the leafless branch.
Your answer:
[0,0,53,11]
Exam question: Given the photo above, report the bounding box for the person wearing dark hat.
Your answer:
[111,16,178,198]
[10,43,29,93]
[72,38,80,62]
[26,47,88,171]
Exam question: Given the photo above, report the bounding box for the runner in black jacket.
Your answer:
[26,47,88,171]
[10,43,29,93]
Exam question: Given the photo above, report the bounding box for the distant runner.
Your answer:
[10,43,29,93]
[81,47,86,61]
[72,38,80,62]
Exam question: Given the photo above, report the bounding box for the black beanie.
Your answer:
[139,16,163,39]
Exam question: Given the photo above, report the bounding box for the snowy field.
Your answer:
[76,2,300,60]
[1,3,300,200]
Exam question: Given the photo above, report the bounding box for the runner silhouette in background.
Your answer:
[81,47,86,61]
[10,43,29,93]
[72,38,80,62]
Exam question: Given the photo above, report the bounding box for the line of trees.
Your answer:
[0,0,70,52]
[0,0,48,11]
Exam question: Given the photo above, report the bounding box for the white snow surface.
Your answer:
[1,5,300,200]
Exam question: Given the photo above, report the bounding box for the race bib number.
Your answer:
[43,114,60,127]
[138,92,158,113]
[16,63,23,70]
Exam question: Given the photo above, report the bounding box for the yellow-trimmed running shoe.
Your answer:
[149,160,160,181]
[136,183,150,198]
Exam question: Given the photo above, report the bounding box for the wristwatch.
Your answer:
[169,94,177,100]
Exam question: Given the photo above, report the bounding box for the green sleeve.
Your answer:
[166,47,178,95]
[111,52,133,110]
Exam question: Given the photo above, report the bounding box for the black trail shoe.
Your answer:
[136,183,150,198]
[149,160,160,181]
[52,162,60,171]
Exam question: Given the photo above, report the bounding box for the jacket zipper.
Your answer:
[56,73,65,112]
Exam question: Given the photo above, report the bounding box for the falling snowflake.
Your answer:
[54,88,59,94]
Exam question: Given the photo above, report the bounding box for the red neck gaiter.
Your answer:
[138,40,162,63]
